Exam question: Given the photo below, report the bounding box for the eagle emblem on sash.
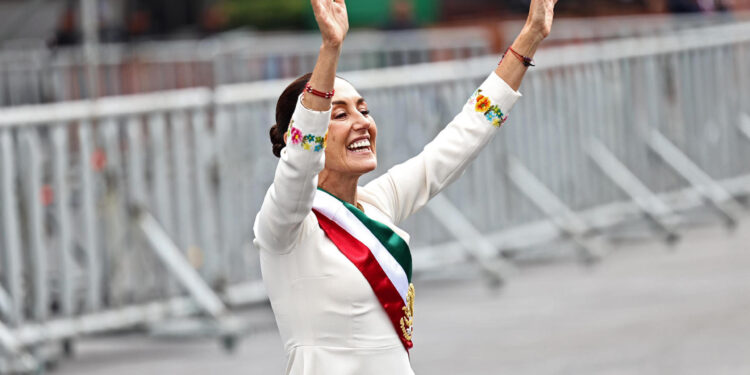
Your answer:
[400,283,415,341]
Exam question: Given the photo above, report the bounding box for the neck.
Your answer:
[318,169,360,206]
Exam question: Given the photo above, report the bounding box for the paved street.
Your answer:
[55,219,750,375]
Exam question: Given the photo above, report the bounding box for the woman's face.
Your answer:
[323,78,377,177]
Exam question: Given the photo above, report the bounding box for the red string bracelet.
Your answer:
[502,46,535,67]
[305,83,335,99]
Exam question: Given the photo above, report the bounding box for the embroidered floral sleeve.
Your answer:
[254,94,331,253]
[468,89,508,127]
[286,120,328,152]
[361,72,521,225]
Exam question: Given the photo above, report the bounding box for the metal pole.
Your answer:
[81,0,100,99]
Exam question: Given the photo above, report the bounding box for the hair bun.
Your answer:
[269,123,285,158]
[271,72,313,158]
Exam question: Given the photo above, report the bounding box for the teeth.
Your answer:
[347,139,371,150]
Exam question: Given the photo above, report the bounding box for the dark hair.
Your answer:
[270,72,313,158]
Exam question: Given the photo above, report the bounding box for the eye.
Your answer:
[360,109,370,116]
[334,112,347,120]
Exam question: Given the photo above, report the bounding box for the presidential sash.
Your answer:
[312,188,414,351]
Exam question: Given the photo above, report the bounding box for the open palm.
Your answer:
[312,0,349,47]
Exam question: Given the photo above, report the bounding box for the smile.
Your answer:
[347,138,371,153]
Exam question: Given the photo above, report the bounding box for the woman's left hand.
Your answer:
[525,0,558,39]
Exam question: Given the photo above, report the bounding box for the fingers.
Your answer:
[311,0,327,15]
[332,0,347,11]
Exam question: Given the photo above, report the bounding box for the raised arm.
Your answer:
[253,0,348,253]
[304,0,348,111]
[497,0,557,90]
[361,0,557,224]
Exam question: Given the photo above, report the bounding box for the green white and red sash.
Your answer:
[312,188,414,352]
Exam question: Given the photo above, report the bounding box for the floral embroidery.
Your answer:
[289,123,303,145]
[313,135,325,152]
[469,89,508,127]
[287,122,327,152]
[475,95,491,112]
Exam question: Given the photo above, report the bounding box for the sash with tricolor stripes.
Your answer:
[312,188,414,352]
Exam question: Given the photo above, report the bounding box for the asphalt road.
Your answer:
[54,219,750,375]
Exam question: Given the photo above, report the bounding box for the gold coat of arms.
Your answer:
[400,283,415,341]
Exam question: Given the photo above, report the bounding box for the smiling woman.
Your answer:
[254,0,558,374]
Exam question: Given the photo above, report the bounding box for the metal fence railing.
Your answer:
[499,10,750,46]
[0,21,749,372]
[0,27,491,107]
[2,12,750,108]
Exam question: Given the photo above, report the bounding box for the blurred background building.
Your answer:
[29,0,750,44]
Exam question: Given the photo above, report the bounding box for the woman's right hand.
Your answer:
[312,0,349,48]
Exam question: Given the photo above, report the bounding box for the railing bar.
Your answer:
[0,129,23,325]
[101,119,131,307]
[171,111,197,268]
[21,129,48,321]
[191,109,220,285]
[79,121,102,311]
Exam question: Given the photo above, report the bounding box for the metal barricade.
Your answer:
[3,11,750,107]
[0,27,491,106]
[500,11,750,45]
[0,21,748,372]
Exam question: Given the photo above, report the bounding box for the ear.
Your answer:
[284,130,289,145]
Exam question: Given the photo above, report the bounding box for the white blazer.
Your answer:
[253,72,521,375]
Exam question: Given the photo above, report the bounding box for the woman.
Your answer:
[253,0,558,373]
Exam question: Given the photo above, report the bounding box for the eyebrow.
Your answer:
[332,98,366,106]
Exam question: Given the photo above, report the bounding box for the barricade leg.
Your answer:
[0,321,38,374]
[426,195,515,287]
[646,129,744,228]
[505,155,601,264]
[135,208,244,352]
[585,138,681,244]
[134,208,227,319]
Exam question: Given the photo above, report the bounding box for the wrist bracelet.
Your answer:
[502,46,535,67]
[305,83,335,99]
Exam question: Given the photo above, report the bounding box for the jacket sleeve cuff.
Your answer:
[287,94,331,152]
[467,72,523,128]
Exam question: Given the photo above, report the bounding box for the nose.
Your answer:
[351,111,370,131]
